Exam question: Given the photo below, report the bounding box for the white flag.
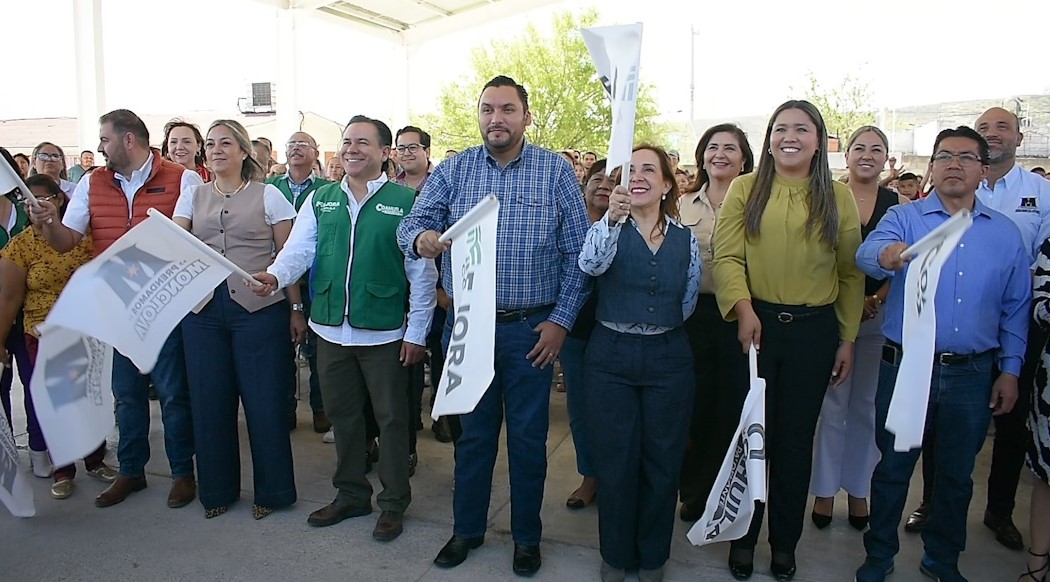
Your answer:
[688,345,766,546]
[0,412,35,517]
[431,195,499,419]
[28,326,114,468]
[581,23,643,171]
[0,155,38,205]
[43,210,239,373]
[886,209,973,452]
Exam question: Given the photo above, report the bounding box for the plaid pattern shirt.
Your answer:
[283,174,314,209]
[397,142,590,330]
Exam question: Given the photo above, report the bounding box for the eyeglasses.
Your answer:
[395,144,425,155]
[286,141,316,150]
[16,194,59,204]
[35,153,62,162]
[931,151,983,167]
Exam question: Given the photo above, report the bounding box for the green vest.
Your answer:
[310,181,415,329]
[265,175,331,211]
[0,201,30,249]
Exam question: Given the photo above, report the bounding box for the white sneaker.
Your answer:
[322,429,335,443]
[29,449,53,478]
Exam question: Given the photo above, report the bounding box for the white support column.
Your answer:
[385,41,411,130]
[72,0,106,151]
[276,8,302,155]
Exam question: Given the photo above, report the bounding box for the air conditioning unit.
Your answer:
[237,82,277,115]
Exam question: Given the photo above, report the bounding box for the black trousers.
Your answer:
[734,302,839,553]
[919,320,1042,515]
[680,294,750,508]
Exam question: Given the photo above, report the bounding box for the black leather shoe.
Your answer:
[904,502,929,533]
[512,544,541,576]
[983,510,1024,550]
[434,535,484,568]
[848,514,870,531]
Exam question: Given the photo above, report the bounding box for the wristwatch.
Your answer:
[291,303,305,312]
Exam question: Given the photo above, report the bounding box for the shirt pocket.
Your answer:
[513,191,557,237]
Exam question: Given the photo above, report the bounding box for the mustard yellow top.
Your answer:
[2,228,93,337]
[712,173,864,342]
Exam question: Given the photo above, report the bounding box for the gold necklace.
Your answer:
[214,179,247,195]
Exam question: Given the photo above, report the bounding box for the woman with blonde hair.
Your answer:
[173,119,302,519]
[810,125,909,531]
[713,100,864,580]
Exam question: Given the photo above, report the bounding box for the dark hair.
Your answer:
[481,75,529,112]
[347,115,393,147]
[583,158,608,184]
[29,141,68,180]
[24,174,70,216]
[745,100,838,246]
[689,123,754,194]
[396,125,431,149]
[1033,167,1047,174]
[12,153,29,169]
[161,119,206,169]
[583,151,597,158]
[99,109,150,147]
[931,126,990,165]
[80,150,93,157]
[615,145,680,239]
[898,172,919,182]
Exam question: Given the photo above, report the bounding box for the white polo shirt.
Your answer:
[976,164,1050,266]
[62,155,204,235]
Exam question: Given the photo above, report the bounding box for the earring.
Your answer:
[661,194,667,200]
[767,148,772,155]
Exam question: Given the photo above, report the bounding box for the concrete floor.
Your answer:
[0,370,1030,582]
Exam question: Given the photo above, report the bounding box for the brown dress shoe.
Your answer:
[95,475,147,508]
[373,510,404,541]
[167,476,197,508]
[307,499,372,527]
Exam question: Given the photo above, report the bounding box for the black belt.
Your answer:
[882,340,993,367]
[752,300,834,324]
[495,305,552,324]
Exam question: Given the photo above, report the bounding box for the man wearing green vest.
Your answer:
[266,131,331,435]
[252,115,437,543]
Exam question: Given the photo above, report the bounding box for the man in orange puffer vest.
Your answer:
[31,109,204,510]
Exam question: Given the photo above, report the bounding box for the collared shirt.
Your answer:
[396,142,590,331]
[395,170,431,194]
[678,184,720,294]
[976,164,1050,267]
[579,212,701,334]
[281,173,314,209]
[268,173,438,347]
[68,165,90,184]
[713,173,865,342]
[856,193,1030,375]
[63,155,205,235]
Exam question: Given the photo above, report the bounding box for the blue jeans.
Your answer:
[446,307,553,546]
[559,336,593,477]
[585,325,693,570]
[182,288,296,509]
[112,325,194,478]
[864,351,994,570]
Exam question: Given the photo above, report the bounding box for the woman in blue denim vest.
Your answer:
[578,145,701,582]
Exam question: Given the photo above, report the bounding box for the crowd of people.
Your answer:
[2,73,1050,582]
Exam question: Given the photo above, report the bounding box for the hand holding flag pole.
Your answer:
[0,156,49,223]
[145,208,263,288]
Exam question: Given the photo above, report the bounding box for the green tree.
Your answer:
[415,9,666,154]
[795,72,876,144]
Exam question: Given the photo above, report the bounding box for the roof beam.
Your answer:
[400,0,564,45]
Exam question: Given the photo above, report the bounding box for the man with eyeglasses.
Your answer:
[394,126,433,194]
[854,126,1031,582]
[265,132,332,435]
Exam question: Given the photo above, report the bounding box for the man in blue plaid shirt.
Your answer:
[397,75,589,577]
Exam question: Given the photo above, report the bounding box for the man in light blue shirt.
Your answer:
[854,126,1031,582]
[972,107,1050,549]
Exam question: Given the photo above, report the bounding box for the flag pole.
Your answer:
[145,208,263,286]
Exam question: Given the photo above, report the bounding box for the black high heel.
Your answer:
[810,510,832,529]
[728,545,754,580]
[771,551,796,581]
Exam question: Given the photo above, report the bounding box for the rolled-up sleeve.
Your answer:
[404,256,438,346]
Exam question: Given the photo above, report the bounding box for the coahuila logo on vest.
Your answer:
[99,245,212,339]
[702,422,765,541]
[444,225,484,395]
[375,203,404,217]
[316,200,341,214]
